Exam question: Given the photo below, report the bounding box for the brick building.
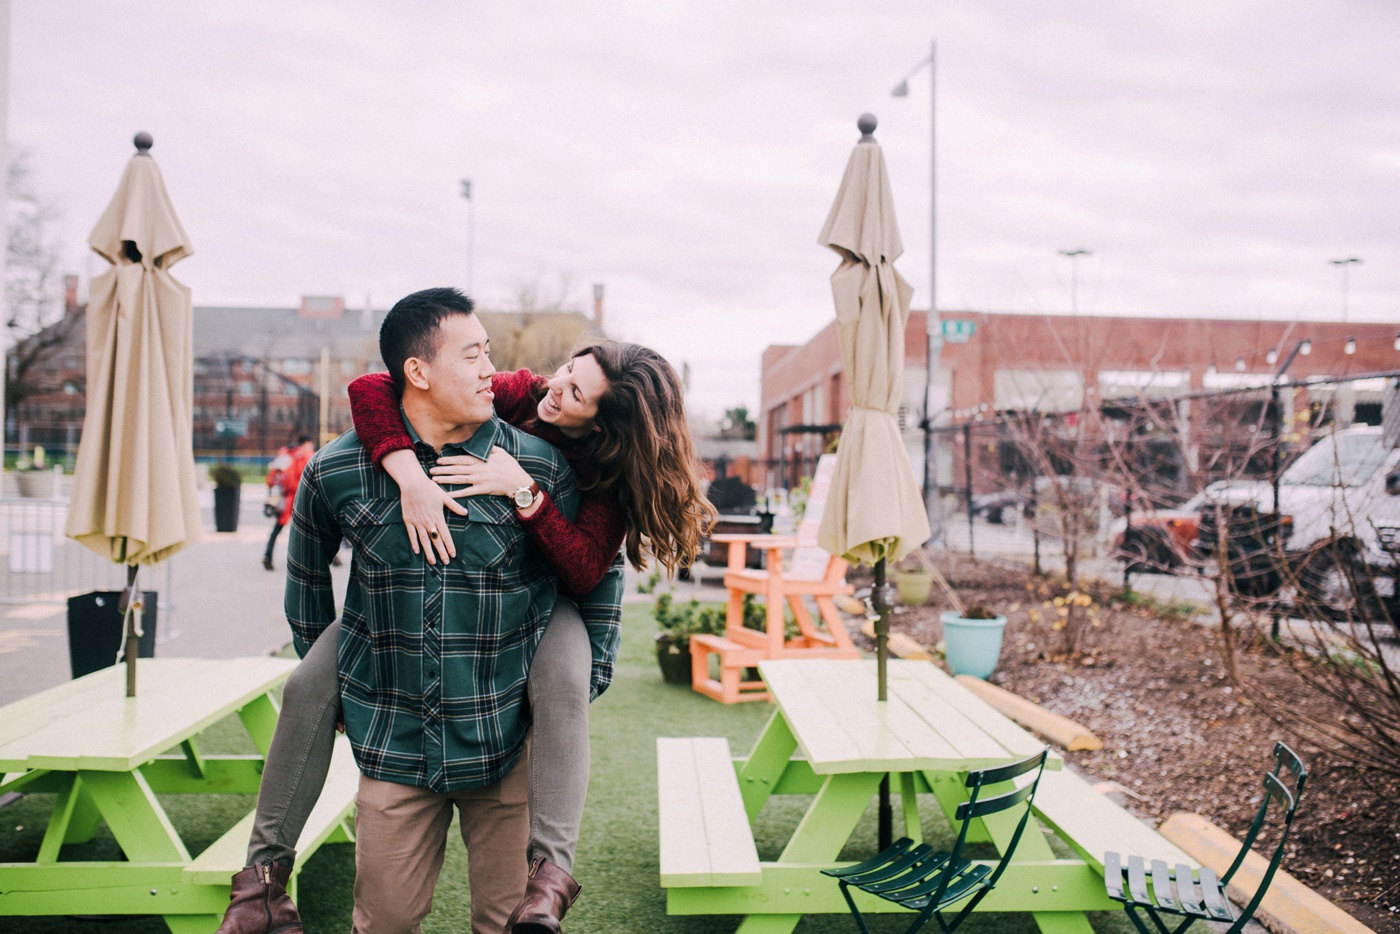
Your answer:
[759,311,1400,494]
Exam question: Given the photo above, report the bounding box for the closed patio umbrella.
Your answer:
[65,132,202,695]
[817,114,931,846]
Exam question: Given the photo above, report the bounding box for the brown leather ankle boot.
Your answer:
[215,861,303,934]
[503,858,581,934]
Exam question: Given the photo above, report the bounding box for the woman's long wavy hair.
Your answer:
[565,342,717,574]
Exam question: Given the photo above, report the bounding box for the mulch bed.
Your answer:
[850,551,1400,932]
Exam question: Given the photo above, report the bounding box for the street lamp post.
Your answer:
[460,178,474,295]
[1059,248,1092,314]
[1330,257,1361,323]
[892,39,941,545]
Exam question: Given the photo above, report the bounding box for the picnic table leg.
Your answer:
[35,774,105,859]
[922,770,994,843]
[735,709,797,819]
[236,691,281,757]
[724,773,880,934]
[779,772,883,862]
[899,772,921,841]
[78,769,190,862]
[976,783,1095,934]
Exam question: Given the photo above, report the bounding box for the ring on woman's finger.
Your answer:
[428,529,440,540]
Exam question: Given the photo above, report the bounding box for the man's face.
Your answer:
[418,313,497,427]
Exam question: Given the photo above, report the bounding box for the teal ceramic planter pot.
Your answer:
[940,610,1007,680]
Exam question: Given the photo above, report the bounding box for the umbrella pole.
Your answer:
[119,564,141,697]
[872,557,895,849]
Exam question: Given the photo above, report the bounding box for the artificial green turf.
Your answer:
[0,602,1150,933]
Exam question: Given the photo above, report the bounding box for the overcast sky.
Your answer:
[7,0,1398,418]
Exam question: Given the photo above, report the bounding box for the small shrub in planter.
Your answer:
[652,593,726,684]
[211,463,243,532]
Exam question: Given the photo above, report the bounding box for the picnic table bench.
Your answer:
[658,658,1198,934]
[0,657,358,933]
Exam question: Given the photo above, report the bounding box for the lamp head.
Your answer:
[1299,339,1312,356]
[891,80,909,97]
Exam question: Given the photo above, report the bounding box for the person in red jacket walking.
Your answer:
[261,437,314,571]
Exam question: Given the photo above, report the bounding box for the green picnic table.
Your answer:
[0,657,358,933]
[658,658,1195,933]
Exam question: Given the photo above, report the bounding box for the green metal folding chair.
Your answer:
[822,748,1049,934]
[1104,741,1308,934]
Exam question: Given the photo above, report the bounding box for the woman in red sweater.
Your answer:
[216,341,714,934]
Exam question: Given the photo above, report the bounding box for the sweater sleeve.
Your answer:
[490,368,548,426]
[347,372,413,466]
[521,488,626,596]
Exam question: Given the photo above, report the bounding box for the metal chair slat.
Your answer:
[1149,859,1176,911]
[1103,850,1125,901]
[1198,866,1235,921]
[1127,855,1151,904]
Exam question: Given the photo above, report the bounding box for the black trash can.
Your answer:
[67,591,157,679]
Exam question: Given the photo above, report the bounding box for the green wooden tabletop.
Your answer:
[0,657,297,773]
[758,659,1061,774]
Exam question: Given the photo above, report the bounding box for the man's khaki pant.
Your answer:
[351,754,529,934]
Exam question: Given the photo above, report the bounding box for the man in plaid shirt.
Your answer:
[285,288,576,933]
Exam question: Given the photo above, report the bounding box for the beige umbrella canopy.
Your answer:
[816,112,932,852]
[816,114,930,569]
[65,133,201,694]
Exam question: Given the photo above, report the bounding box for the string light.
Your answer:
[1344,337,1356,355]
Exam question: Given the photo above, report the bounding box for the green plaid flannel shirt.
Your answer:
[286,415,584,792]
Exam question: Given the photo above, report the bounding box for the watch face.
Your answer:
[514,488,534,507]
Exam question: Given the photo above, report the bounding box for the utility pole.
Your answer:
[461,178,474,295]
[1059,248,1092,314]
[892,39,942,545]
[1330,257,1361,322]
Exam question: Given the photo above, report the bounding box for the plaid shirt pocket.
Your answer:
[342,498,417,568]
[459,495,526,568]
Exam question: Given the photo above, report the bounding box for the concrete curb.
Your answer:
[1159,812,1376,934]
[857,619,934,661]
[953,675,1103,751]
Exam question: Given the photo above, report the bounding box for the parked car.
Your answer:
[1113,492,1206,573]
[970,489,1031,525]
[1195,426,1400,618]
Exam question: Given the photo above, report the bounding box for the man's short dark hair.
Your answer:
[296,436,312,446]
[379,287,476,395]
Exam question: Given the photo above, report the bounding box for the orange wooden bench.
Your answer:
[691,455,860,703]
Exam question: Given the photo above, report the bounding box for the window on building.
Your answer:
[994,369,1084,412]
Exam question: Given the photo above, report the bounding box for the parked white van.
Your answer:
[1198,425,1400,616]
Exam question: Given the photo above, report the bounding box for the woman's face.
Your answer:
[538,353,609,438]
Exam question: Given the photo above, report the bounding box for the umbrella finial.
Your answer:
[857,113,878,142]
[133,132,153,155]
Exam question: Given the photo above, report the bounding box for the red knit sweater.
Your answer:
[346,370,626,596]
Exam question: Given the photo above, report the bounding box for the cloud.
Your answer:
[8,0,1398,418]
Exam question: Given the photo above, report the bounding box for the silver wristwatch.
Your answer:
[512,481,541,509]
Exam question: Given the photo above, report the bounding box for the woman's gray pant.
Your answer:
[245,600,592,874]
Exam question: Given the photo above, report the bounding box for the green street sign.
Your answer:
[940,319,976,343]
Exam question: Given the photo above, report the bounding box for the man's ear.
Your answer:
[404,357,431,392]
